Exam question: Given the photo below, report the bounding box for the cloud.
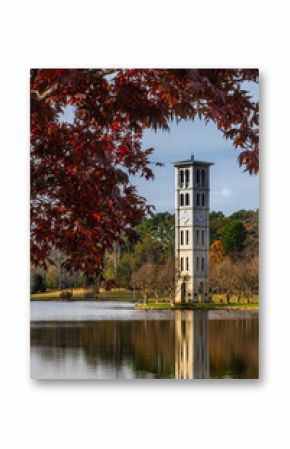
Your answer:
[220,188,232,197]
[213,187,232,198]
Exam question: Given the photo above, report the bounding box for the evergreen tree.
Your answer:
[222,220,247,253]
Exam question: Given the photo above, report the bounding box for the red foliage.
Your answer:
[91,213,101,222]
[31,69,259,277]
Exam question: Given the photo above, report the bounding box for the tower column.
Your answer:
[173,155,213,303]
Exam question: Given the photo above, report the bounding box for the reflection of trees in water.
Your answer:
[174,312,258,379]
[31,313,258,379]
[194,312,210,379]
[209,318,259,378]
[31,321,175,378]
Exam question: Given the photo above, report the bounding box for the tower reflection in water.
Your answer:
[175,310,209,379]
[31,307,258,379]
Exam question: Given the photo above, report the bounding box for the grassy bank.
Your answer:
[31,288,142,302]
[135,293,259,310]
[134,302,259,311]
[31,289,258,309]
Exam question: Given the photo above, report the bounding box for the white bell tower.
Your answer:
[174,155,214,303]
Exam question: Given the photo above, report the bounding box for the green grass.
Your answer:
[98,290,142,301]
[31,288,91,301]
[135,293,259,309]
[135,302,259,310]
[31,288,142,302]
[31,288,259,307]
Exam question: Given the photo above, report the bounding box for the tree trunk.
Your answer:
[226,291,230,304]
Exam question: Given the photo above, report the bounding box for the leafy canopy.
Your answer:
[31,69,259,278]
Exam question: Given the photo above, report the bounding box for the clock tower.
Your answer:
[174,155,214,303]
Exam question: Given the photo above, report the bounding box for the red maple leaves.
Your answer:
[117,145,130,157]
[112,120,121,132]
[91,213,101,222]
[31,68,259,278]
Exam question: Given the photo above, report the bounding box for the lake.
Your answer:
[30,301,259,379]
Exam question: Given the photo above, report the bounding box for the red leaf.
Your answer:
[118,145,129,157]
[91,213,101,222]
[112,120,121,132]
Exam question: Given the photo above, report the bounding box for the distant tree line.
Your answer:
[31,209,259,300]
[209,209,259,302]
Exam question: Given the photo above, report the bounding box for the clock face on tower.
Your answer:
[195,212,206,225]
[180,210,190,225]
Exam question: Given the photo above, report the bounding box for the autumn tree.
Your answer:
[234,256,259,302]
[157,259,176,302]
[31,69,258,280]
[210,239,225,269]
[210,256,259,303]
[210,257,237,303]
[131,258,176,303]
[131,262,157,303]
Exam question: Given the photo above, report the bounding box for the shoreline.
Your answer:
[134,304,259,311]
[30,296,137,302]
[30,297,258,311]
[30,289,259,310]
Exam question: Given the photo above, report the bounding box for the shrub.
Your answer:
[30,272,46,294]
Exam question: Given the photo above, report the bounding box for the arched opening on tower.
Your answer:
[181,281,187,302]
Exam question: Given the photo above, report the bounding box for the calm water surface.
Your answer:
[31,301,259,379]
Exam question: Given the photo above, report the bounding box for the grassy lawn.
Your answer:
[31,289,258,308]
[31,288,92,301]
[135,302,259,310]
[31,288,142,301]
[98,290,142,301]
[135,294,259,310]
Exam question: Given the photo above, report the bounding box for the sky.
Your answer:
[62,81,259,216]
[133,81,259,216]
[136,118,259,216]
